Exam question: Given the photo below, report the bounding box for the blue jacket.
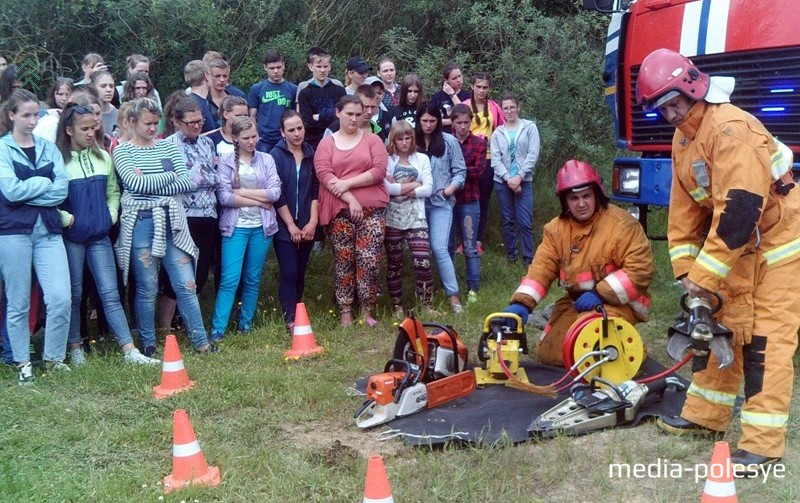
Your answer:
[58,149,119,244]
[0,134,68,235]
[270,139,319,242]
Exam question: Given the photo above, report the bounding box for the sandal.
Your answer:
[362,309,379,327]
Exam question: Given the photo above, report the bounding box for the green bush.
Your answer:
[2,0,616,227]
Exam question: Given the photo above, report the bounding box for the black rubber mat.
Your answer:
[355,358,689,446]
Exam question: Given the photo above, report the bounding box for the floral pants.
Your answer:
[327,207,386,314]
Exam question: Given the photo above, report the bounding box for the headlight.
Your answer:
[627,205,640,221]
[612,164,641,196]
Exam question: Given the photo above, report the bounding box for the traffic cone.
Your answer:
[153,334,195,400]
[163,409,221,493]
[701,441,737,502]
[285,302,323,358]
[363,455,394,503]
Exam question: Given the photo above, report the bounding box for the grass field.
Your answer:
[1,205,798,502]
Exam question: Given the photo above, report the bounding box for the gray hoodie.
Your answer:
[490,119,540,183]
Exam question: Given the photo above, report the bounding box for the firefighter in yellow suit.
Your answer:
[503,160,654,366]
[637,48,800,472]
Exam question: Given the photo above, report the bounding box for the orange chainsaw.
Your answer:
[355,316,477,428]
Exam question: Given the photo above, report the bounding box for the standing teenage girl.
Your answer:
[271,110,319,332]
[491,92,539,265]
[205,95,249,157]
[377,57,399,109]
[449,104,487,302]
[91,70,119,137]
[113,98,213,355]
[415,101,466,313]
[430,62,470,132]
[314,95,388,327]
[0,90,71,383]
[463,72,505,254]
[55,103,159,365]
[212,117,281,340]
[384,120,434,318]
[392,74,424,128]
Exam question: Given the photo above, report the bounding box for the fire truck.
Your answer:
[585,0,800,234]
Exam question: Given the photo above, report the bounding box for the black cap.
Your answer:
[346,57,371,74]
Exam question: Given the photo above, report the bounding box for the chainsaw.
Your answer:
[354,359,428,428]
[667,293,734,369]
[355,316,476,428]
[528,376,686,437]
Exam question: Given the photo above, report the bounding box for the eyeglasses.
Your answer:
[180,119,205,127]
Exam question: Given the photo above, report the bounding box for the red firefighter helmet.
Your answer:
[556,159,607,197]
[636,48,709,110]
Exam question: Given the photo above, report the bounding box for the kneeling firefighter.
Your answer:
[637,48,800,471]
[503,160,654,366]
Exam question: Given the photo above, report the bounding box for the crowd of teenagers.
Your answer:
[0,47,540,385]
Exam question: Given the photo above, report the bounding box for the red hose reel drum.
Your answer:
[562,312,645,383]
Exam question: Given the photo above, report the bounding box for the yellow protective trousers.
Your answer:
[682,253,800,458]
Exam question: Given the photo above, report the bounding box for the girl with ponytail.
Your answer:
[56,102,159,366]
[462,72,505,254]
[212,117,281,340]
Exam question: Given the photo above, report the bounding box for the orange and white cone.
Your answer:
[153,334,195,400]
[285,302,323,358]
[164,409,220,493]
[363,455,394,503]
[701,441,737,502]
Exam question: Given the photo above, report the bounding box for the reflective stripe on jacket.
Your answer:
[668,101,800,292]
[511,204,654,320]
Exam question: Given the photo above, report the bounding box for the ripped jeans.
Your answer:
[131,213,208,350]
[449,201,480,291]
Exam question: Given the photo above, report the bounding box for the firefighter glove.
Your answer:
[575,290,603,312]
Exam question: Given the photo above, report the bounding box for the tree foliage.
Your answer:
[1,0,616,216]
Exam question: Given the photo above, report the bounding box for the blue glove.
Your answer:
[503,303,530,326]
[574,290,603,312]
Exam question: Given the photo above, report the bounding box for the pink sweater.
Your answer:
[314,133,389,225]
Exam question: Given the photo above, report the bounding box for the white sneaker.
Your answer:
[123,348,161,366]
[17,362,34,386]
[70,348,87,366]
[45,361,71,372]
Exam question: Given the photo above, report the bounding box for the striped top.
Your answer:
[112,139,199,282]
[113,139,196,201]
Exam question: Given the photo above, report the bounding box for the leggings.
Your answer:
[384,226,433,306]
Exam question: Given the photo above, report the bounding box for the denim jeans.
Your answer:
[1,282,13,364]
[0,217,70,363]
[131,214,208,349]
[425,204,459,296]
[494,180,534,264]
[478,162,494,243]
[65,237,133,348]
[450,201,481,291]
[212,227,273,335]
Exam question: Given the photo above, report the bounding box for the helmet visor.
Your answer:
[644,90,680,112]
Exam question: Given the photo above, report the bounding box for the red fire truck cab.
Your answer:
[586,0,800,233]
